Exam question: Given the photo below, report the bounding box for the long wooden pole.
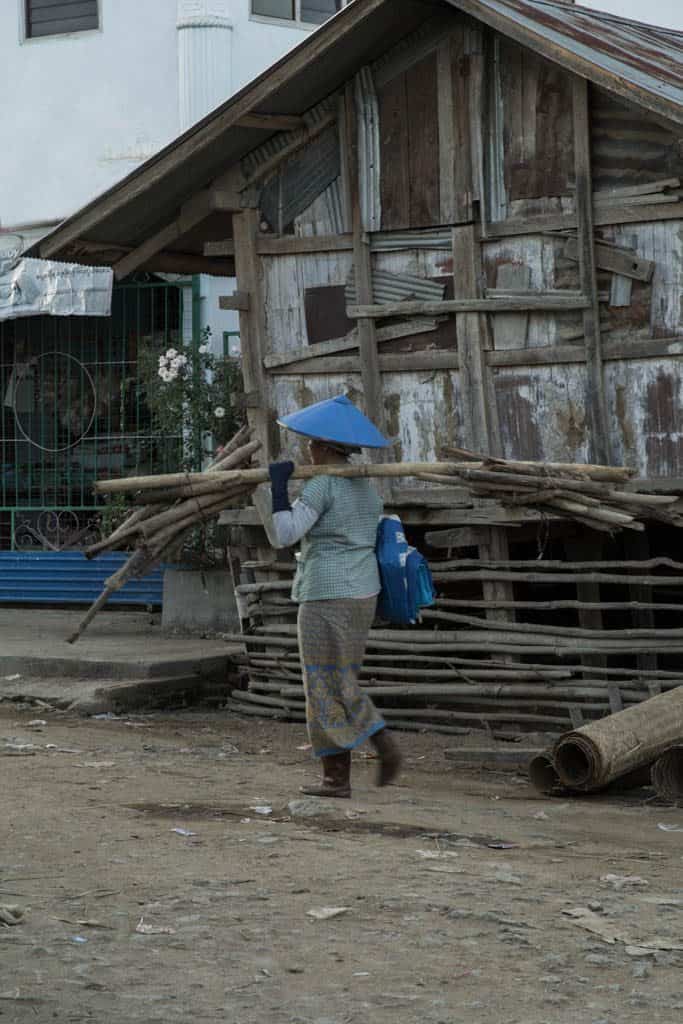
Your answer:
[93,456,635,495]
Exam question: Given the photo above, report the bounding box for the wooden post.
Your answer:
[345,83,385,440]
[232,209,271,459]
[451,223,513,623]
[565,534,606,672]
[623,531,658,673]
[572,76,611,465]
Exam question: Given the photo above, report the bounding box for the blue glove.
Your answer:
[269,461,295,513]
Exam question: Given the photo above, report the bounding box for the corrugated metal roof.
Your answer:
[447,0,683,126]
[29,0,683,268]
[345,268,445,305]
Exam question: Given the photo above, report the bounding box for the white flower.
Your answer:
[170,356,183,369]
[166,368,178,382]
[158,368,170,381]
[198,344,209,355]
[165,347,178,359]
[214,406,226,419]
[176,354,188,366]
[158,354,167,366]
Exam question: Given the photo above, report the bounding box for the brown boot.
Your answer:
[370,729,402,787]
[300,751,351,798]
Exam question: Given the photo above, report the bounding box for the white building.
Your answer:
[0,0,350,344]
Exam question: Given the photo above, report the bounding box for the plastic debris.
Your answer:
[0,905,25,927]
[70,936,88,944]
[135,917,176,935]
[306,907,350,921]
[77,761,116,769]
[3,674,21,681]
[416,849,459,860]
[27,720,47,728]
[657,822,683,832]
[171,827,197,837]
[600,874,649,891]
[250,805,273,816]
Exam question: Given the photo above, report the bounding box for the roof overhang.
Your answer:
[30,0,683,278]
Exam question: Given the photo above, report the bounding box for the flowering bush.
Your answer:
[138,327,244,470]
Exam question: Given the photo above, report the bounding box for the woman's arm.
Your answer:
[269,461,321,548]
[272,500,320,548]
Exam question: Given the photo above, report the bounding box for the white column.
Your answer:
[177,0,233,132]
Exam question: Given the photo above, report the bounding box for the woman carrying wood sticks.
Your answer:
[268,394,402,799]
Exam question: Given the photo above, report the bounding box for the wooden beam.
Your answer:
[113,188,239,280]
[219,292,250,311]
[267,349,460,376]
[233,210,270,458]
[573,76,611,465]
[347,294,589,318]
[204,239,235,257]
[345,82,386,452]
[486,200,683,239]
[235,113,305,132]
[563,237,654,282]
[263,319,439,370]
[256,233,354,256]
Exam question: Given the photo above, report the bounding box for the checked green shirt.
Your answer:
[292,474,383,603]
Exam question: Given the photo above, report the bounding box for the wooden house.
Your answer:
[33,0,683,735]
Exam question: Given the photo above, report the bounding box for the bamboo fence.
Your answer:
[75,439,683,746]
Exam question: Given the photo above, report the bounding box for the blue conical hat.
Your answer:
[277,394,390,449]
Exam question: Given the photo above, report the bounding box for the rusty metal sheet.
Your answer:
[447,0,683,126]
[606,358,683,478]
[494,365,590,463]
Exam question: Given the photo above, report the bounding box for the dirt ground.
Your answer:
[1,704,682,1024]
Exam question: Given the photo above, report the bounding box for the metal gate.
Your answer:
[0,279,188,553]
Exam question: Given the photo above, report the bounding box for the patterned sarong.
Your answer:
[298,597,385,757]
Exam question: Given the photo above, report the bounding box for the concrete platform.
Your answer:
[0,608,238,714]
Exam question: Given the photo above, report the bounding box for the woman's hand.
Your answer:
[269,461,295,512]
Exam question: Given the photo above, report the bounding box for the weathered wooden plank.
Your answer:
[263,318,439,369]
[573,76,610,465]
[235,113,305,132]
[347,294,589,318]
[346,83,386,449]
[563,236,654,281]
[406,53,441,228]
[609,274,633,307]
[486,201,683,238]
[426,526,494,549]
[593,177,680,200]
[256,234,353,256]
[377,72,410,230]
[437,38,457,224]
[270,349,460,376]
[492,264,531,349]
[232,210,270,458]
[218,292,250,311]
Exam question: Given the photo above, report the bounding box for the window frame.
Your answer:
[250,0,347,31]
[21,0,102,44]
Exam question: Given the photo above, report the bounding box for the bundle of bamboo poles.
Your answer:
[436,446,683,532]
[92,448,683,534]
[66,425,259,643]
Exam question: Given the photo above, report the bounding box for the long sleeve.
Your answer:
[272,499,320,548]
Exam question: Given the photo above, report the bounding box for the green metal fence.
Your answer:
[0,279,190,551]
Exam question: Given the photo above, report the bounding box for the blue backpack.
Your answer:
[376,515,436,625]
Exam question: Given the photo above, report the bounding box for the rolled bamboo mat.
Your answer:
[651,747,683,804]
[553,687,683,790]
